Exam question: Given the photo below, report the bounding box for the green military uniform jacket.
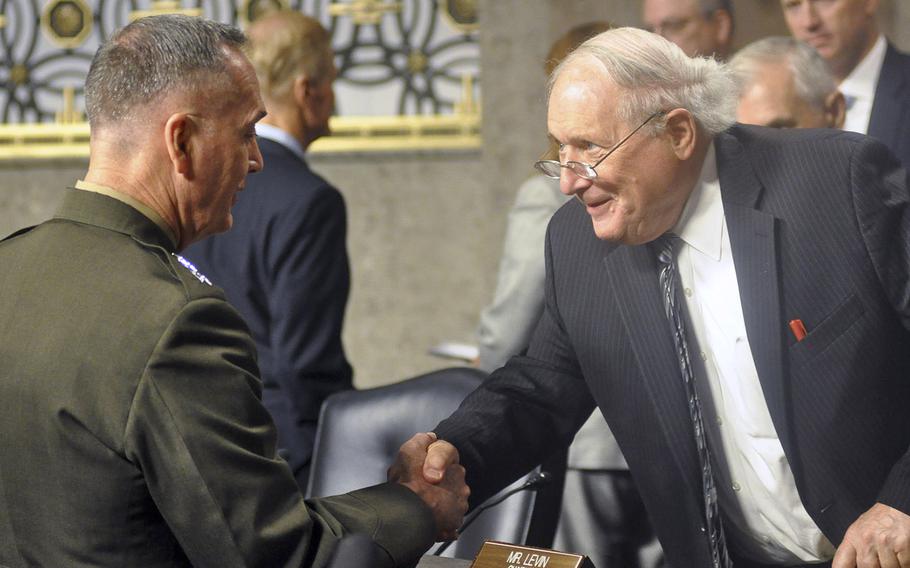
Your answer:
[0,188,434,567]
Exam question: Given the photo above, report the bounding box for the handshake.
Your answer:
[387,432,469,541]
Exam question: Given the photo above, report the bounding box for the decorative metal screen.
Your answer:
[0,0,480,158]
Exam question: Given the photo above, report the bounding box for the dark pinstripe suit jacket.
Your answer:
[435,125,910,566]
[869,43,910,171]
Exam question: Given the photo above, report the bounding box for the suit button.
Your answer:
[732,482,742,492]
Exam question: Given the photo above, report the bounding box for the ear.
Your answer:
[824,91,847,129]
[164,112,193,177]
[292,74,313,109]
[662,108,698,161]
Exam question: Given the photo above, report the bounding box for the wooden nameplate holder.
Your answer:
[470,541,595,568]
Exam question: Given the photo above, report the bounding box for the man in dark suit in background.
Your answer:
[0,15,468,567]
[393,27,910,567]
[781,0,910,169]
[185,10,351,490]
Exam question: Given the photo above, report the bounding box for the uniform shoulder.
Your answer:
[158,249,227,303]
[111,231,227,306]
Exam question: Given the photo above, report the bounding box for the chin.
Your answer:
[591,221,623,243]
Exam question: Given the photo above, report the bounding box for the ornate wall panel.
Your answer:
[0,0,480,158]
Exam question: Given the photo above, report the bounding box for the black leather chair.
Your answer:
[306,367,565,560]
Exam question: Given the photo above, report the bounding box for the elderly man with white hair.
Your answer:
[730,36,846,129]
[393,26,910,568]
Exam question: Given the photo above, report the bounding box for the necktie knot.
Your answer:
[652,233,678,267]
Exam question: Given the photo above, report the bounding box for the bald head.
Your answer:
[245,11,333,102]
[244,10,336,147]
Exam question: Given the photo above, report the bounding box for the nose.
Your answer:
[794,1,820,30]
[248,137,264,173]
[559,166,593,198]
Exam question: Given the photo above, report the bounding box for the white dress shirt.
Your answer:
[255,122,307,162]
[840,34,887,135]
[670,143,836,564]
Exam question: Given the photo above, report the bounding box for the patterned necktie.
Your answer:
[653,234,732,568]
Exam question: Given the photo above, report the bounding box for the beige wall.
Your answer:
[1,0,909,388]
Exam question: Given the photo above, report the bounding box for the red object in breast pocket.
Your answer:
[789,319,808,342]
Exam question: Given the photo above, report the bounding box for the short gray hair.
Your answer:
[728,36,836,111]
[549,27,737,137]
[85,15,246,126]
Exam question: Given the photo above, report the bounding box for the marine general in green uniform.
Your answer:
[0,15,468,567]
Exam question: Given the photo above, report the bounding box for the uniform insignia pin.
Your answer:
[173,254,213,286]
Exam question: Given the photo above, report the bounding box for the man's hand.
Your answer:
[388,433,469,541]
[833,503,910,568]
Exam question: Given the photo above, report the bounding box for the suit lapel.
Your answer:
[604,244,702,490]
[715,132,794,460]
[868,44,909,153]
[602,130,798,492]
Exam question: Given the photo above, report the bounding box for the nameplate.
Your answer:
[470,541,594,568]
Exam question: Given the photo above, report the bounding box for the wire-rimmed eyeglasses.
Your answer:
[534,111,665,180]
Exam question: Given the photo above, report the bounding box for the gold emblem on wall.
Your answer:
[41,0,92,49]
[407,49,428,73]
[439,0,477,33]
[10,65,29,86]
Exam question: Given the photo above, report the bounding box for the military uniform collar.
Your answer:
[56,185,178,252]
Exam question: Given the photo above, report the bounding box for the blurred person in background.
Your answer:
[642,0,734,60]
[185,10,352,491]
[730,36,845,129]
[781,0,910,168]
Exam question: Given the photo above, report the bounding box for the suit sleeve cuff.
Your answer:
[318,482,436,566]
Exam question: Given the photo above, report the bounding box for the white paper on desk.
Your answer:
[428,341,479,362]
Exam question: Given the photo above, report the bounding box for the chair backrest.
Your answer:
[306,367,554,560]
